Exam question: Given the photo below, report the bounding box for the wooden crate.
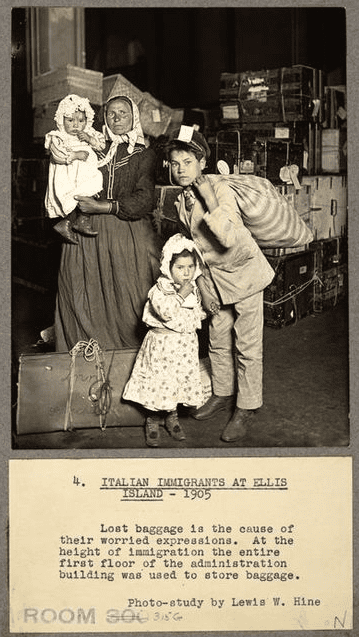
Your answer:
[32,64,103,107]
[301,175,347,240]
[321,128,347,173]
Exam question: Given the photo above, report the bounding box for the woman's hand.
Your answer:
[192,175,219,213]
[74,196,110,214]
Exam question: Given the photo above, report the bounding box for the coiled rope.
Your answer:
[64,339,112,432]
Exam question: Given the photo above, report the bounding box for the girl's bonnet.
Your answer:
[54,94,95,133]
[160,233,203,281]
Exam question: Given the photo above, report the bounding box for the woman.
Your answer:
[54,93,161,351]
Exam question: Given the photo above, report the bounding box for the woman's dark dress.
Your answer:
[54,143,161,351]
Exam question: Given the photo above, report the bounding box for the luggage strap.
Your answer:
[264,271,322,307]
[64,339,112,432]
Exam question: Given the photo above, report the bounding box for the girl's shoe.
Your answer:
[165,411,186,441]
[145,416,161,447]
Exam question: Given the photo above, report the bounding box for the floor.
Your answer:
[12,282,349,450]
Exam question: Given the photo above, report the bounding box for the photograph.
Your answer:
[11,6,349,450]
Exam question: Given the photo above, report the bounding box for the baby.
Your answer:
[44,94,106,244]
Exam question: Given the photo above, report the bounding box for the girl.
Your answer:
[123,233,207,447]
[44,93,106,244]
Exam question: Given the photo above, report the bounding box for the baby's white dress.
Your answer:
[44,128,104,217]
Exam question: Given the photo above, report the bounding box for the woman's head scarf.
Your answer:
[54,94,95,133]
[98,95,145,167]
[160,233,203,281]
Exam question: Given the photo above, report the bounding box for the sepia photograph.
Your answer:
[11,6,349,451]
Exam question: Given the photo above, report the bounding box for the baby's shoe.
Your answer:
[53,218,78,244]
[72,213,98,236]
[145,416,161,447]
[165,411,186,441]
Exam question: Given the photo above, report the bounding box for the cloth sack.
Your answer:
[211,174,313,248]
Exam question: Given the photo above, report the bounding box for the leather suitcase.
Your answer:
[153,185,183,240]
[264,250,315,328]
[16,347,143,435]
[16,345,212,435]
[313,264,347,313]
[312,236,348,313]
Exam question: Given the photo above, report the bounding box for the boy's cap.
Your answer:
[168,125,211,159]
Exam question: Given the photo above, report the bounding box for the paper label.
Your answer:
[151,109,161,123]
[9,457,352,632]
[177,125,194,142]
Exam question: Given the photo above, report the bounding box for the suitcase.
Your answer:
[152,185,183,240]
[312,237,348,312]
[312,235,348,273]
[252,137,304,184]
[16,343,212,435]
[215,129,257,174]
[238,65,321,123]
[219,72,241,101]
[264,250,315,328]
[313,264,347,313]
[301,175,347,240]
[312,236,348,313]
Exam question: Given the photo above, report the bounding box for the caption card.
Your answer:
[9,456,352,632]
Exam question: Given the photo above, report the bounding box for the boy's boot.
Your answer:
[72,213,98,236]
[221,407,256,442]
[53,217,78,244]
[191,394,235,420]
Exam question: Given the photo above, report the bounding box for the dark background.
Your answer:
[12,7,346,157]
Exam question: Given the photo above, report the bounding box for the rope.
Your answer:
[264,272,322,307]
[64,339,112,432]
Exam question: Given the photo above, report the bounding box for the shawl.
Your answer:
[98,95,145,167]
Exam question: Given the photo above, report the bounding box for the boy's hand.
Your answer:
[192,175,218,213]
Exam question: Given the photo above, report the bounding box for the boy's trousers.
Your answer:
[209,290,264,410]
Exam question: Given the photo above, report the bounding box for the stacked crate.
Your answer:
[217,64,347,326]
[218,64,324,179]
[32,64,104,140]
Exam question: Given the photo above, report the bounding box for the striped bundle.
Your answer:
[212,174,313,248]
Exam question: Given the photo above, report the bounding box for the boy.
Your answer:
[167,126,275,442]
